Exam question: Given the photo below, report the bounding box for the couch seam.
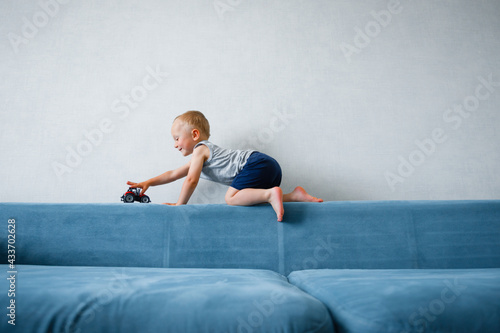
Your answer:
[162,213,170,268]
[408,206,420,269]
[277,221,285,275]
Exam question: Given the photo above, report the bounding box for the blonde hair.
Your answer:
[174,110,210,138]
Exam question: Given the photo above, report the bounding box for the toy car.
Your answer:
[121,187,151,203]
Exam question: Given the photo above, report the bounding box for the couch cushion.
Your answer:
[408,201,500,269]
[2,201,499,273]
[288,269,500,333]
[0,203,284,270]
[0,265,334,333]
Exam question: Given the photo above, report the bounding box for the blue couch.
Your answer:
[1,201,499,332]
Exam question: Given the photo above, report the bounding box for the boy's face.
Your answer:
[171,119,197,156]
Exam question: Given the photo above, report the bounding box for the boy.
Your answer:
[127,111,322,221]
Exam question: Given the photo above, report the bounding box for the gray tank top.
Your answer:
[194,141,255,185]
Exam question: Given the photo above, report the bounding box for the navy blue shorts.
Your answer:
[230,152,282,190]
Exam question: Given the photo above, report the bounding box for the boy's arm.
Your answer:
[127,162,190,195]
[173,145,209,205]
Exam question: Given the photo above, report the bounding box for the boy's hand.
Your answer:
[126,181,149,195]
[163,202,178,206]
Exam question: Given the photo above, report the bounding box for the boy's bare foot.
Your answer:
[268,187,284,222]
[285,186,323,203]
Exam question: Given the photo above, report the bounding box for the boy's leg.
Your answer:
[283,186,323,203]
[225,187,284,222]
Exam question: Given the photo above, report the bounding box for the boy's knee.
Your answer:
[225,195,235,205]
[225,190,237,205]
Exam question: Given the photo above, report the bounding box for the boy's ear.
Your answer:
[191,128,200,140]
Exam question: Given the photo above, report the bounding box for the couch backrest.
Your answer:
[1,201,499,275]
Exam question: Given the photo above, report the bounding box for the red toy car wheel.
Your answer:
[124,194,134,203]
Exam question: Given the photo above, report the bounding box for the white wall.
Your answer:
[1,0,499,203]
